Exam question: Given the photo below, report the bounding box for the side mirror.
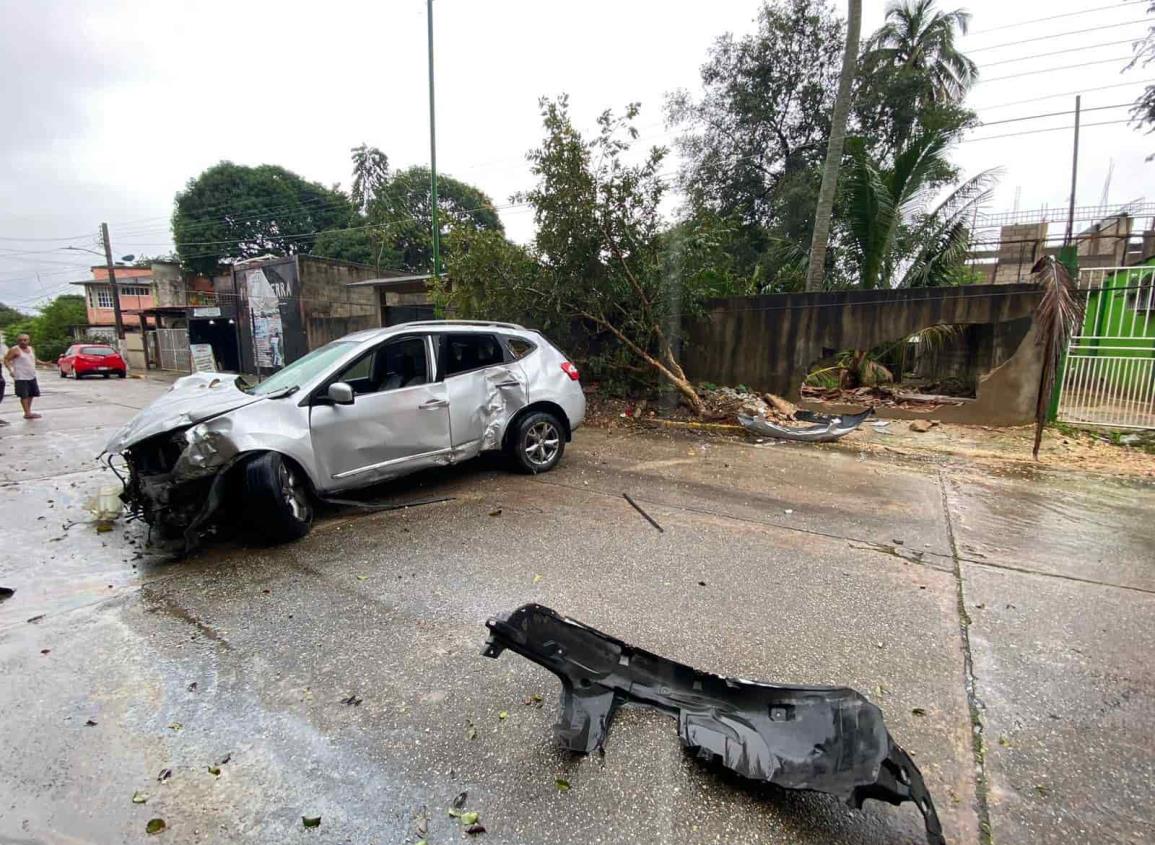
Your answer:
[327,382,355,405]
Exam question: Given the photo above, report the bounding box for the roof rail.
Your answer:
[395,319,527,330]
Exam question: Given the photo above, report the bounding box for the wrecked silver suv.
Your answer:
[103,321,585,546]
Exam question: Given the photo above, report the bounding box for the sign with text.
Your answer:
[190,343,217,372]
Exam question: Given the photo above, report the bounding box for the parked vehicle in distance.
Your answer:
[103,321,585,545]
[58,344,127,379]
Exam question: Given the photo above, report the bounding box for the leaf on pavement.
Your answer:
[555,778,571,792]
[452,791,468,809]
[460,811,479,826]
[157,768,172,782]
[498,711,508,721]
[302,816,321,828]
[145,818,166,835]
[465,823,486,834]
[207,766,221,777]
[132,791,149,804]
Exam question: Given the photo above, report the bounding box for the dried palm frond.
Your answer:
[1030,257,1084,459]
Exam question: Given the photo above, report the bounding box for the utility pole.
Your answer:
[100,222,126,342]
[427,0,441,278]
[1064,95,1081,246]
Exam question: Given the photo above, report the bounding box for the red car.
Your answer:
[58,344,127,379]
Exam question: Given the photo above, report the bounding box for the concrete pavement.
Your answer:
[0,375,1151,844]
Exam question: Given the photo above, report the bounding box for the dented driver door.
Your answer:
[309,334,452,490]
[438,332,528,459]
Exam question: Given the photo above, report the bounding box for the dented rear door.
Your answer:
[438,332,528,459]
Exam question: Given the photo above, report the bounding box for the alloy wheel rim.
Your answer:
[279,462,309,521]
[525,421,560,466]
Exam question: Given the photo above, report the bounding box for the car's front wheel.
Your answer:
[243,452,313,543]
[509,410,565,474]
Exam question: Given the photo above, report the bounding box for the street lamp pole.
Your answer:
[427,0,441,279]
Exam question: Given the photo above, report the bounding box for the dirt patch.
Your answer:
[583,392,1155,480]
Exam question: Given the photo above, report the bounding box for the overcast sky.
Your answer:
[1,0,1152,309]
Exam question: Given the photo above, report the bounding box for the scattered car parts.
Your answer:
[482,603,945,845]
[738,407,873,443]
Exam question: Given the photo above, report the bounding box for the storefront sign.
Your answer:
[193,306,222,318]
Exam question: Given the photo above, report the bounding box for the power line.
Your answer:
[980,56,1134,84]
[982,38,1142,68]
[969,18,1148,53]
[974,79,1154,110]
[962,118,1131,143]
[979,102,1131,127]
[966,1,1147,36]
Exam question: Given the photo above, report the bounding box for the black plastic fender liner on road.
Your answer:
[482,603,946,845]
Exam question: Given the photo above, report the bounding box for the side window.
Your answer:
[506,336,536,359]
[335,336,428,396]
[441,333,506,377]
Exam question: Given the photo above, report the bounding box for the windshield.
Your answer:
[242,340,358,396]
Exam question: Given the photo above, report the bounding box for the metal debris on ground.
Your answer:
[622,493,664,533]
[482,603,944,845]
[320,495,456,513]
[738,407,873,443]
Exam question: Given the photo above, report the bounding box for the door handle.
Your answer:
[495,380,520,388]
[419,398,449,410]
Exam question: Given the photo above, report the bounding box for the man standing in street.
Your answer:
[5,334,42,419]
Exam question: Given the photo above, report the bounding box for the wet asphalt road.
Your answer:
[0,375,1152,845]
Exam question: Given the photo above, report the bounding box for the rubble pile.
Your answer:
[701,387,797,423]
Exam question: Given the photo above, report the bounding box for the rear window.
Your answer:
[506,336,536,359]
[442,333,505,376]
[80,346,116,356]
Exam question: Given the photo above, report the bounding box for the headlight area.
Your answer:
[172,418,239,482]
[121,421,241,542]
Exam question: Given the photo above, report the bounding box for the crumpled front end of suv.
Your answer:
[118,415,247,544]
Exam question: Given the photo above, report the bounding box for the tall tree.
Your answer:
[5,294,87,360]
[369,166,503,273]
[450,97,709,413]
[806,0,861,291]
[861,0,976,106]
[842,129,995,289]
[668,0,845,286]
[349,144,390,215]
[173,162,354,275]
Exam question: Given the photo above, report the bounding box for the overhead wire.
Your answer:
[978,102,1132,127]
[965,0,1147,36]
[982,38,1143,68]
[967,18,1149,53]
[962,118,1131,143]
[979,56,1136,83]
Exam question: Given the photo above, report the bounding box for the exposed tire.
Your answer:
[116,371,127,379]
[58,368,66,378]
[508,410,565,474]
[102,373,110,379]
[243,452,314,543]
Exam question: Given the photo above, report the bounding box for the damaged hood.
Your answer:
[104,372,265,453]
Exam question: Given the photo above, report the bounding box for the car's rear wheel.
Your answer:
[509,410,565,474]
[102,373,110,379]
[116,371,126,379]
[243,452,313,543]
[58,367,66,378]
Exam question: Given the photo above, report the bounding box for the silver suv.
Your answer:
[105,321,585,545]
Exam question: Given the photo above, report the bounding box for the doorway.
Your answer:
[189,317,241,372]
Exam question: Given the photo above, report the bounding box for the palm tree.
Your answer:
[843,128,996,289]
[863,0,977,104]
[805,0,862,292]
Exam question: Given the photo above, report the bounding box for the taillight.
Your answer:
[561,361,580,381]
